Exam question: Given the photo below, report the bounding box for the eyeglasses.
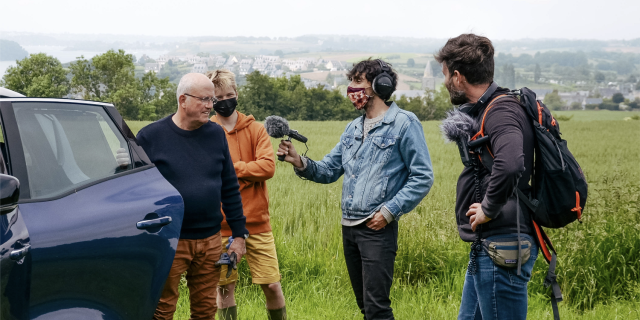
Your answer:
[184,93,218,105]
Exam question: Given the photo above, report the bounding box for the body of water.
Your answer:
[0,46,169,78]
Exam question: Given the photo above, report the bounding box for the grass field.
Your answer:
[128,110,640,319]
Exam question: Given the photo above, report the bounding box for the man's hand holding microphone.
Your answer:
[264,115,307,169]
[276,140,303,168]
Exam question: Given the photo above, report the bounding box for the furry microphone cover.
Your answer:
[264,115,290,138]
[440,109,479,143]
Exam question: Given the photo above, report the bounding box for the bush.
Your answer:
[599,101,619,111]
[238,71,359,121]
[543,89,565,110]
[554,114,573,121]
[612,93,625,104]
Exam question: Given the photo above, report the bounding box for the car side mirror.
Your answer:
[0,174,20,215]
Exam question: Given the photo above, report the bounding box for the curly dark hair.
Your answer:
[346,58,398,100]
[435,34,494,85]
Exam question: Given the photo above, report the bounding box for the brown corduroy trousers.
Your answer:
[153,232,222,320]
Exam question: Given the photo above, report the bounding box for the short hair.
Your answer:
[206,69,237,91]
[435,34,494,85]
[176,74,196,105]
[346,58,398,100]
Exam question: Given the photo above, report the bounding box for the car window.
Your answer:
[0,123,6,174]
[12,102,133,200]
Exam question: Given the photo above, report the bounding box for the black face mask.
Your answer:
[213,97,237,117]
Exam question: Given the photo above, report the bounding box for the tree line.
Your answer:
[1,50,175,120]
[1,50,454,121]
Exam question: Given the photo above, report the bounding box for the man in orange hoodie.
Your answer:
[207,69,286,320]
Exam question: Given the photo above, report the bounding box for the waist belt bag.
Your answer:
[482,237,532,269]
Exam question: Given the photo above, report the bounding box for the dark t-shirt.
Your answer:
[136,115,247,239]
[455,88,535,242]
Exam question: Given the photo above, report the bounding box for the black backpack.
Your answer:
[472,87,588,320]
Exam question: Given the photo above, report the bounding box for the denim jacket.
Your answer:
[296,102,434,220]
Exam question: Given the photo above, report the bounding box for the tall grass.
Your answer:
[128,111,640,319]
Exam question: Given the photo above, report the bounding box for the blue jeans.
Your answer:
[458,234,538,320]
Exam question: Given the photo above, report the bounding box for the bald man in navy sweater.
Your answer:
[137,73,249,320]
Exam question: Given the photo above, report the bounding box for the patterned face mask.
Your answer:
[347,86,371,110]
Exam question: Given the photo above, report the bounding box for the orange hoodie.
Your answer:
[211,111,275,236]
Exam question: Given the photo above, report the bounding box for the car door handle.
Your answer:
[10,245,30,261]
[136,216,172,230]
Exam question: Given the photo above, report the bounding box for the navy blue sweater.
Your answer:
[137,115,247,239]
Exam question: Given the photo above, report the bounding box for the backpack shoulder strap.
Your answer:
[535,221,563,320]
[470,94,510,141]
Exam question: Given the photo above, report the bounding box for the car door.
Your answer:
[1,120,31,320]
[0,99,184,320]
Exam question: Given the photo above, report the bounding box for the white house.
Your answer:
[255,55,280,63]
[225,56,239,66]
[252,60,269,73]
[326,60,346,71]
[239,64,253,76]
[144,63,160,73]
[156,56,168,68]
[191,63,207,74]
[215,57,227,67]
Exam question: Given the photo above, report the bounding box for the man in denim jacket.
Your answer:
[277,59,434,320]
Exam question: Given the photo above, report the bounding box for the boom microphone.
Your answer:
[440,109,484,167]
[264,115,308,161]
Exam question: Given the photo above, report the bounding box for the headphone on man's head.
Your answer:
[372,59,395,100]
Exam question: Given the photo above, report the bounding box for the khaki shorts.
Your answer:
[218,231,281,286]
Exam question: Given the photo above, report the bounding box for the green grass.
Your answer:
[553,110,640,122]
[128,111,640,319]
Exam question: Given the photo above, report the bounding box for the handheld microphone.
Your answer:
[264,116,308,161]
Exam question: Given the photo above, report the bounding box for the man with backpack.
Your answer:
[436,34,539,320]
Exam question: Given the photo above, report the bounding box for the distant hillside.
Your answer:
[3,33,640,56]
[0,39,28,61]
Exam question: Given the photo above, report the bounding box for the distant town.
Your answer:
[142,53,351,90]
[140,52,639,111]
[1,33,639,113]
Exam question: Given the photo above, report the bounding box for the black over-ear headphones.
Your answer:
[372,59,395,100]
[458,81,499,116]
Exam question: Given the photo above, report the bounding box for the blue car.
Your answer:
[0,88,184,320]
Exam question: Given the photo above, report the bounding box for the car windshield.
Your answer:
[12,102,132,199]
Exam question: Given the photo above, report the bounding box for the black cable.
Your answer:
[468,164,484,276]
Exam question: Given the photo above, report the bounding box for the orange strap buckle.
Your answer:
[571,191,582,222]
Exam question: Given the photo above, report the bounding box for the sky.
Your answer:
[2,0,639,40]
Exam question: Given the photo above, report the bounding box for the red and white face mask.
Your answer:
[347,86,371,110]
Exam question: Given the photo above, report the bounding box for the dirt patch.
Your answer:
[399,74,421,82]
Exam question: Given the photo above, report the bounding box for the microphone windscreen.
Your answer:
[440,109,479,143]
[264,116,290,138]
